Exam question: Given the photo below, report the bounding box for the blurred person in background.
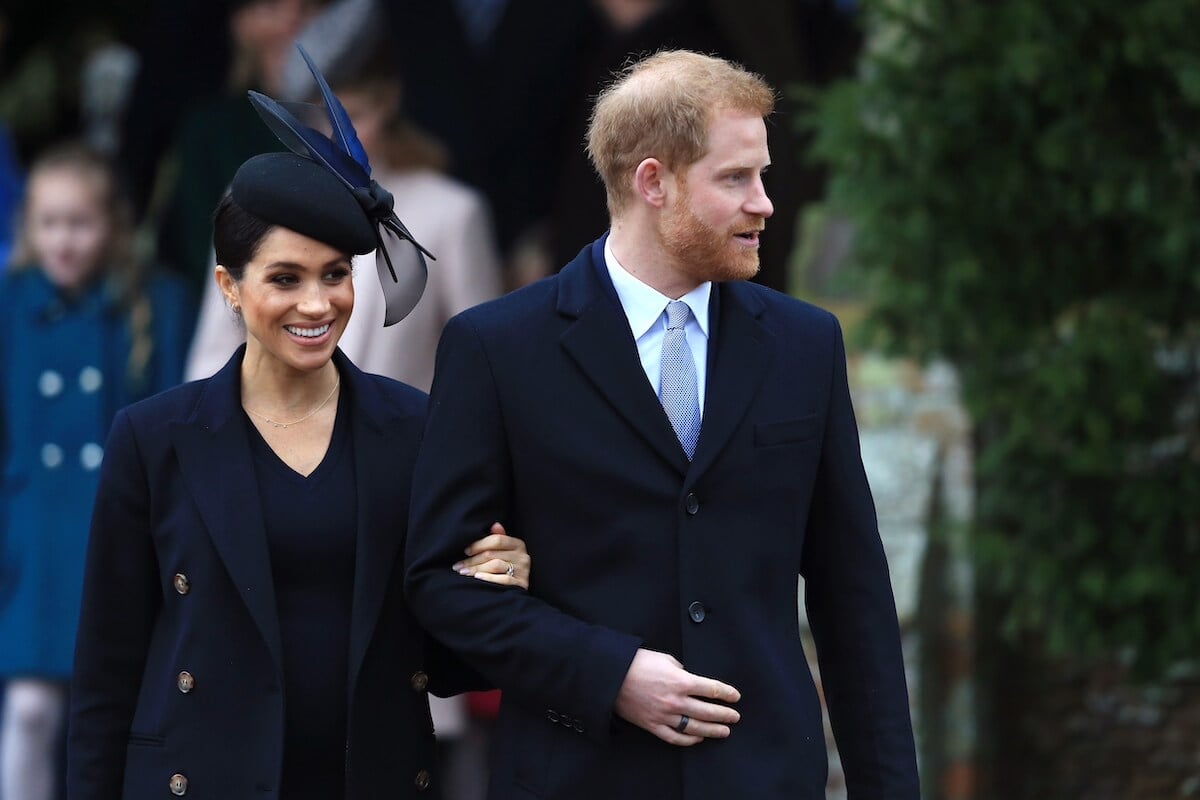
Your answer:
[0,143,192,800]
[373,0,593,286]
[0,125,22,272]
[150,0,317,302]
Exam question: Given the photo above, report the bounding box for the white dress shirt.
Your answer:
[604,237,711,415]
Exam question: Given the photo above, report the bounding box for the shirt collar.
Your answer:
[604,237,711,340]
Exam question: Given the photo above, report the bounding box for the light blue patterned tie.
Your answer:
[659,300,701,460]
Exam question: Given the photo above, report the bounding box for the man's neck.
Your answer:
[608,224,701,300]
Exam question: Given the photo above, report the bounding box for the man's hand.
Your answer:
[614,648,740,746]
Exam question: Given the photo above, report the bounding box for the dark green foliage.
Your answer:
[806,0,1200,676]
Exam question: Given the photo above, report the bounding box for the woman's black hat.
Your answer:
[230,44,432,325]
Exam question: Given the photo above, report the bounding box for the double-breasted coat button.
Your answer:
[79,366,104,393]
[688,601,707,623]
[411,671,429,691]
[169,773,188,795]
[38,369,63,397]
[173,574,190,595]
[41,443,63,469]
[684,493,700,515]
[414,769,432,791]
[177,671,194,693]
[80,443,104,471]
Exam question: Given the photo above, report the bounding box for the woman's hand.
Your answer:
[453,523,531,589]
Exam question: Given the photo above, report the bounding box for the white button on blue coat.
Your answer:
[41,443,64,469]
[80,443,105,471]
[38,370,64,398]
[79,366,104,394]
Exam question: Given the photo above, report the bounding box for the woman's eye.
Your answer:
[325,268,351,281]
[271,274,297,286]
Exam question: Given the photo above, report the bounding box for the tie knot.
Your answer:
[665,300,691,331]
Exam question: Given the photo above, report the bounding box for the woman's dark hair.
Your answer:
[211,191,274,280]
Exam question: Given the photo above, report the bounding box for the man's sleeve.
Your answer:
[404,313,641,744]
[800,317,921,798]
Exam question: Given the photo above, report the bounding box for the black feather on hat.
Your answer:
[230,44,433,326]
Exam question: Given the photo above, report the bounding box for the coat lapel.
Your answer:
[170,346,284,676]
[340,352,410,695]
[688,281,772,480]
[558,241,691,475]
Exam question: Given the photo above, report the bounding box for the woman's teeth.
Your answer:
[285,324,330,338]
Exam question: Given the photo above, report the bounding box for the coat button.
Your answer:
[173,574,191,595]
[41,443,64,469]
[414,769,431,791]
[38,369,64,397]
[411,671,429,691]
[169,773,188,795]
[684,493,700,515]
[79,366,104,394]
[80,443,104,471]
[688,601,707,623]
[177,671,194,693]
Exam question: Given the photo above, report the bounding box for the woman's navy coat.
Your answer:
[68,348,469,799]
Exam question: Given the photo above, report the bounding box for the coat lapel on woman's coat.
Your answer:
[169,347,414,697]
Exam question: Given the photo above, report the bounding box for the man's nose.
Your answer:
[746,178,774,219]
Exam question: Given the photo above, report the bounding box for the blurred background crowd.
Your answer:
[1,0,1198,798]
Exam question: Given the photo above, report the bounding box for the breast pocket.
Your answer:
[754,414,820,447]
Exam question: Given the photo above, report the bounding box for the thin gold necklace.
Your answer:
[244,377,340,429]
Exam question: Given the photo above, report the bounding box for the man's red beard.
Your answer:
[659,190,764,284]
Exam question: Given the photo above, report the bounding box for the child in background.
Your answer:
[0,144,193,800]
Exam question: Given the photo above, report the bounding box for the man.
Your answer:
[406,51,919,799]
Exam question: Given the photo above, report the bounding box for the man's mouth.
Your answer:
[734,229,763,245]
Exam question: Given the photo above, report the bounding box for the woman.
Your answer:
[67,54,529,799]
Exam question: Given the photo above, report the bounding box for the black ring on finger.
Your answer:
[674,714,690,734]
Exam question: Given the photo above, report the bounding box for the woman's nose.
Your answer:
[297,283,332,315]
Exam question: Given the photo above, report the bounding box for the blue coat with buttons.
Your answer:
[0,267,192,678]
[405,235,920,799]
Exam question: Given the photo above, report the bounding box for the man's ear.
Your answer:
[633,158,672,209]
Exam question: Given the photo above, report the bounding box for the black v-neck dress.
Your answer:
[246,394,356,799]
